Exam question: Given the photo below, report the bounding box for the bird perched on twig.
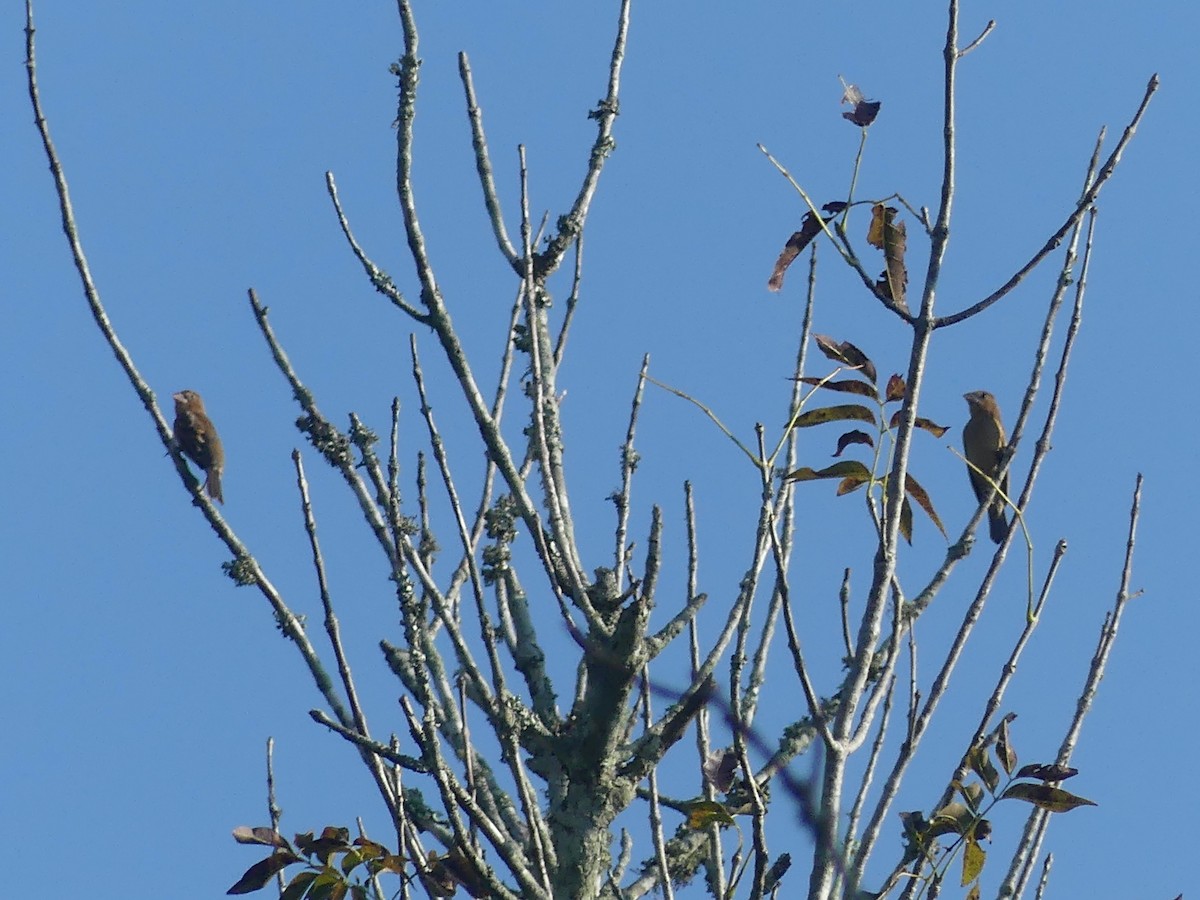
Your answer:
[962,390,1008,543]
[173,389,224,503]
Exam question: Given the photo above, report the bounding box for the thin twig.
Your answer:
[457,51,520,266]
[294,450,396,806]
[957,19,995,58]
[325,171,426,320]
[614,357,649,591]
[1003,476,1142,897]
[937,75,1157,328]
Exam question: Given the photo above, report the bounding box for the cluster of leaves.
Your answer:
[672,748,792,896]
[782,335,949,543]
[227,826,488,899]
[899,718,1096,899]
[766,80,902,302]
[840,80,881,127]
[867,203,908,312]
[768,200,909,312]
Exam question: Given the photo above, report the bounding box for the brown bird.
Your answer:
[173,389,224,503]
[962,390,1008,543]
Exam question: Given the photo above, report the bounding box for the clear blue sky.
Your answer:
[5,2,1194,897]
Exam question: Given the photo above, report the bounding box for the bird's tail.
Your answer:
[206,471,224,504]
[988,502,1007,544]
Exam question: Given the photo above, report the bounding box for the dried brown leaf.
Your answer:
[784,460,872,483]
[1014,763,1079,783]
[887,410,950,438]
[768,207,837,291]
[703,748,738,793]
[840,82,881,126]
[796,376,878,399]
[904,473,947,538]
[996,716,1018,775]
[836,473,871,495]
[899,496,913,544]
[833,430,874,457]
[868,204,908,310]
[812,335,878,383]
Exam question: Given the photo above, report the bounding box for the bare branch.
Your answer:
[325,171,426,320]
[458,51,520,267]
[937,74,1158,328]
[957,19,996,58]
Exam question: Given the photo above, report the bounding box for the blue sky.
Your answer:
[5,2,1195,897]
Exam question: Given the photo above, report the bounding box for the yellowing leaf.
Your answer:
[686,800,736,830]
[969,745,1000,795]
[957,775,987,811]
[836,474,870,495]
[790,404,876,429]
[867,204,908,310]
[1001,782,1097,812]
[962,836,986,885]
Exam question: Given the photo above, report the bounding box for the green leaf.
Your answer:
[280,871,320,900]
[929,801,973,837]
[227,852,301,895]
[968,746,999,796]
[307,870,342,900]
[957,776,987,812]
[1001,782,1097,812]
[340,848,367,877]
[790,404,877,429]
[962,835,986,885]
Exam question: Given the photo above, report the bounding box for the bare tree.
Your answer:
[24,0,1155,898]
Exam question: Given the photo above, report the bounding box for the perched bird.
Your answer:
[962,390,1008,543]
[173,389,224,503]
